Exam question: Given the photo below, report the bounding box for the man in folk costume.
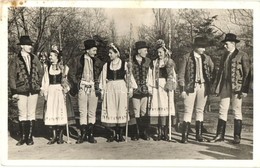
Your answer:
[9,35,44,146]
[69,39,103,144]
[129,41,151,141]
[211,33,251,144]
[178,37,214,143]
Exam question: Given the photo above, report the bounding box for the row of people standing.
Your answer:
[9,33,251,146]
[70,39,177,143]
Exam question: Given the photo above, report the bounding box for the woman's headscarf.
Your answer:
[108,43,120,57]
[156,39,172,59]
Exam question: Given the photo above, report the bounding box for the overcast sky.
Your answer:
[105,8,154,39]
[104,8,243,40]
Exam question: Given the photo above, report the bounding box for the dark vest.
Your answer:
[48,66,62,84]
[107,60,126,80]
[159,67,167,79]
[132,56,151,96]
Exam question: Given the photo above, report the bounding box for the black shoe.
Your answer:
[76,125,87,144]
[233,119,242,144]
[211,119,226,142]
[181,121,190,143]
[47,126,57,145]
[16,121,27,146]
[161,126,169,141]
[26,120,35,145]
[118,127,125,142]
[106,126,115,143]
[88,124,97,143]
[154,125,162,141]
[142,128,150,141]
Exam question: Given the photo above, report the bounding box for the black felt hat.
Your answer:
[135,41,149,50]
[193,37,208,48]
[221,33,240,43]
[84,39,97,50]
[17,35,34,45]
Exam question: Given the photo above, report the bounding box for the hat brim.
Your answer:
[221,39,240,43]
[193,44,208,48]
[83,46,98,50]
[135,46,149,50]
[17,42,33,45]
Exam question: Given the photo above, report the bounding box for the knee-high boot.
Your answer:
[131,118,140,141]
[181,121,190,143]
[57,126,64,144]
[26,120,35,145]
[142,116,150,140]
[211,119,226,142]
[76,124,87,144]
[47,126,57,145]
[195,121,206,142]
[233,119,242,144]
[88,123,97,143]
[16,121,27,146]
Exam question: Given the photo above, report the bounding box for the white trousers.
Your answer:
[218,84,242,121]
[132,96,148,118]
[17,94,38,121]
[78,88,98,125]
[183,83,207,122]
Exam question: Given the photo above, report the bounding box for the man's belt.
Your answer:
[195,80,204,84]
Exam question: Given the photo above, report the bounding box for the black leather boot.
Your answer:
[233,119,242,144]
[47,126,57,145]
[195,121,206,142]
[88,123,97,143]
[16,121,27,146]
[154,125,162,141]
[131,118,140,141]
[212,119,226,142]
[118,126,125,142]
[57,126,64,144]
[106,126,115,143]
[130,124,139,141]
[76,125,87,144]
[142,116,150,140]
[162,126,169,141]
[181,121,190,143]
[26,120,35,145]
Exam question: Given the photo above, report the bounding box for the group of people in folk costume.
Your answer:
[9,32,251,146]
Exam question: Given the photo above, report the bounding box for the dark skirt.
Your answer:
[150,115,175,126]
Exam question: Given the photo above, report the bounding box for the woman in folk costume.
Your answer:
[147,39,177,141]
[99,43,137,142]
[41,46,70,145]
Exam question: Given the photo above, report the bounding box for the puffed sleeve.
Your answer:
[125,62,137,89]
[41,64,49,99]
[99,63,108,92]
[164,58,177,91]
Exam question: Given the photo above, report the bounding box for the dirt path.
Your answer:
[6,93,254,164]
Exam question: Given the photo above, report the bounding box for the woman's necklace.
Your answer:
[51,63,58,70]
[111,58,120,70]
[112,58,120,65]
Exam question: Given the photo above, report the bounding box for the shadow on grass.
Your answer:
[170,131,253,159]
